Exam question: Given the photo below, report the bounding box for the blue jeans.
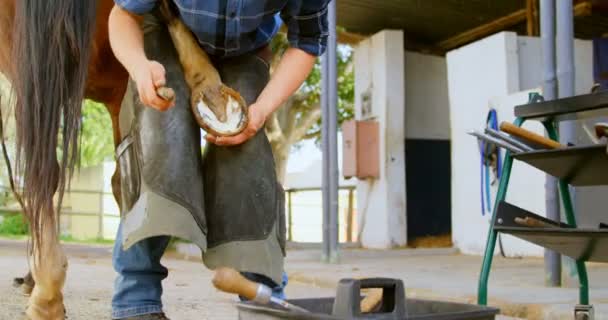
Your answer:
[111,224,288,319]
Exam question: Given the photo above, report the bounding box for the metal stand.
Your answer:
[475,91,608,308]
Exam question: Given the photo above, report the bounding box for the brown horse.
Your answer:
[0,0,128,318]
[1,0,244,318]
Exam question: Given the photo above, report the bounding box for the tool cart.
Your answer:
[476,90,608,320]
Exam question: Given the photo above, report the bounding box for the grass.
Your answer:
[59,235,114,245]
[0,233,114,245]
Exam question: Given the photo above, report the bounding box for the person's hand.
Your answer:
[131,60,175,111]
[205,103,267,146]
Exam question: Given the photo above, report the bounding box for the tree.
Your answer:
[78,100,114,168]
[265,33,355,183]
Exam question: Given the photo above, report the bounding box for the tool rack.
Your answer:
[477,90,608,317]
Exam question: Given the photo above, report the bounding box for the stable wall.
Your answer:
[352,30,452,248]
[447,32,593,256]
[354,30,407,248]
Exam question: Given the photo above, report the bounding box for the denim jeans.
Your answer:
[111,224,288,319]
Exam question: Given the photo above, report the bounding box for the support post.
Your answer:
[321,48,330,261]
[557,0,580,288]
[540,0,561,287]
[346,188,354,243]
[327,0,340,263]
[321,0,339,262]
[98,193,104,240]
[288,190,293,242]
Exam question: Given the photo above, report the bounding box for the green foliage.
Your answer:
[78,100,114,167]
[270,32,355,145]
[0,213,28,235]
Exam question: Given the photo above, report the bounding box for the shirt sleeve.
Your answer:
[114,0,158,15]
[280,0,330,56]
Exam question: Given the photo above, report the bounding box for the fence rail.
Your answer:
[0,186,118,239]
[285,185,357,243]
[0,185,358,243]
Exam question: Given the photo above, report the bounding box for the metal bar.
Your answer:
[556,0,582,292]
[327,0,340,263]
[288,190,293,242]
[545,123,590,305]
[484,128,535,151]
[346,188,354,243]
[98,192,104,239]
[468,131,525,153]
[478,117,525,306]
[285,186,355,193]
[540,0,561,288]
[321,15,330,263]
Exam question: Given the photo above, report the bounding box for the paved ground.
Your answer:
[280,248,608,320]
[0,240,333,320]
[3,238,606,319]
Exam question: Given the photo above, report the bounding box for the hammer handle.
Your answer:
[156,86,175,101]
[500,122,563,149]
[212,267,259,301]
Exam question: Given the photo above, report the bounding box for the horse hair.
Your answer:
[11,0,98,255]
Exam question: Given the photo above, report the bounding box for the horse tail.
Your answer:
[11,1,98,252]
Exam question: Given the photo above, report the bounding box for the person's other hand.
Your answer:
[205,103,267,146]
[132,60,175,111]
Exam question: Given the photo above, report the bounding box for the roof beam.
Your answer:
[437,0,592,51]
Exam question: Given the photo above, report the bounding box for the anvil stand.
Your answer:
[477,90,608,320]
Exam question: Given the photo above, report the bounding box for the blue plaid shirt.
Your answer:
[115,0,330,57]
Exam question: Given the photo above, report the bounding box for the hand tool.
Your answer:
[500,122,564,149]
[212,267,385,314]
[468,130,524,153]
[514,216,555,228]
[484,128,535,151]
[156,86,176,102]
[212,267,310,314]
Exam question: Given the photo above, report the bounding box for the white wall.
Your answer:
[405,51,450,140]
[447,32,593,256]
[354,30,407,248]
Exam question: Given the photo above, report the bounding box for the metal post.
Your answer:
[321,21,330,263]
[346,188,354,243]
[540,0,561,287]
[327,0,340,263]
[557,0,580,289]
[287,190,293,242]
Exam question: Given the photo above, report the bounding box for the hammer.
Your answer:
[212,267,310,314]
[212,267,384,314]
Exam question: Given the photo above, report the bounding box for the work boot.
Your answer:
[114,313,170,320]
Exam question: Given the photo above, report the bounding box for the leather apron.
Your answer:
[115,11,286,285]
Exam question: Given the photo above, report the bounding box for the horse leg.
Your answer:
[13,270,35,296]
[26,224,67,320]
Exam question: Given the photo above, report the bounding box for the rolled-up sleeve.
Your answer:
[280,0,330,56]
[114,0,158,15]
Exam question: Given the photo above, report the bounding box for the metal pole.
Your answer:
[288,190,293,242]
[346,188,354,243]
[540,0,561,287]
[556,0,578,287]
[98,192,104,239]
[321,24,330,263]
[327,0,340,263]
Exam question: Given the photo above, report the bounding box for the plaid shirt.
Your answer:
[115,0,330,57]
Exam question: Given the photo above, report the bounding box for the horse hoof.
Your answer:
[192,85,248,137]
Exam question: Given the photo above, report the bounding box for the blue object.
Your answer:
[480,109,501,216]
[114,0,330,57]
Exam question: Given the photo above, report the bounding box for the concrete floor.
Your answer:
[0,239,333,320]
[3,238,606,319]
[279,248,608,320]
